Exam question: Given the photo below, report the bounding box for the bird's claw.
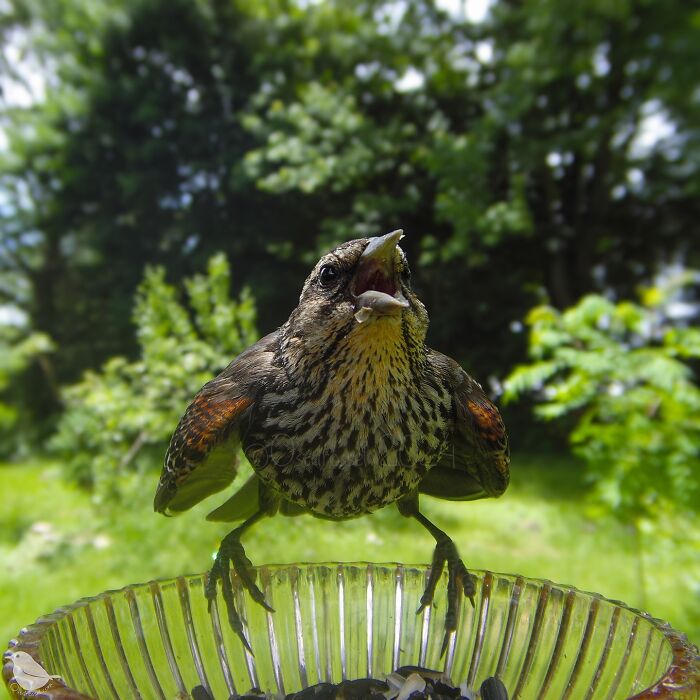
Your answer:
[416,537,476,657]
[206,557,252,652]
[226,538,275,613]
[205,531,275,653]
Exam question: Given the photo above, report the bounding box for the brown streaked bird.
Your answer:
[154,230,510,654]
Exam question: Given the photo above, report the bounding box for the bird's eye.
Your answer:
[319,264,340,287]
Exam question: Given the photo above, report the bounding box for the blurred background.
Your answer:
[1,0,698,683]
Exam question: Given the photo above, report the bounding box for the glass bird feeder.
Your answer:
[3,564,699,699]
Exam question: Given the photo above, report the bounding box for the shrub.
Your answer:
[51,254,257,500]
[504,277,700,520]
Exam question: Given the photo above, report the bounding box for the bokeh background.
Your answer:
[1,0,698,690]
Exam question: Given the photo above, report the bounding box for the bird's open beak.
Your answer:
[352,229,409,322]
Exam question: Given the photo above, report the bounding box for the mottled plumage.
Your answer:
[155,230,510,653]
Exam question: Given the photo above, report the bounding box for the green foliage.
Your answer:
[505,280,700,518]
[244,84,376,196]
[2,0,699,427]
[50,254,257,498]
[1,0,699,454]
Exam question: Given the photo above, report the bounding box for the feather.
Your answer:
[154,331,281,514]
[422,351,510,500]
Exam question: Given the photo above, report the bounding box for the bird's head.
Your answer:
[282,230,428,376]
[10,651,32,667]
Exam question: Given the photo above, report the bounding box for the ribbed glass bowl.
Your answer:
[3,564,699,699]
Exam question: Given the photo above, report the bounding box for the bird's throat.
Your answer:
[322,316,416,409]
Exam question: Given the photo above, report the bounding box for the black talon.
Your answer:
[206,541,254,652]
[205,505,276,653]
[220,534,275,613]
[416,545,445,614]
[398,495,476,658]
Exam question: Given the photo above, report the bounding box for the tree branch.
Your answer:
[118,430,149,472]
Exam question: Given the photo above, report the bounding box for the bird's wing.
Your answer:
[419,351,510,501]
[153,331,281,515]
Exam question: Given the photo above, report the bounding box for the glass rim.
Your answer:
[3,564,699,700]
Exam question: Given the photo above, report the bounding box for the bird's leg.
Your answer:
[398,495,476,657]
[205,506,274,652]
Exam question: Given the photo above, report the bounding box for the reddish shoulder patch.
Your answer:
[466,397,504,441]
[185,395,252,454]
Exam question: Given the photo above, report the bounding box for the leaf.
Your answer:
[50,255,258,500]
[504,283,700,519]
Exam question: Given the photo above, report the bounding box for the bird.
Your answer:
[154,230,510,655]
[9,651,62,692]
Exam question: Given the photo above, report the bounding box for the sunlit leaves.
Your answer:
[245,84,375,194]
[1,0,699,462]
[505,280,700,518]
[50,254,257,499]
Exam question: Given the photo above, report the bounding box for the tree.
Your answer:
[1,0,698,439]
[0,0,314,433]
[241,0,700,369]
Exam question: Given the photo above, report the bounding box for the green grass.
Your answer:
[1,456,698,699]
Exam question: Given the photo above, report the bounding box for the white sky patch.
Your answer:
[611,184,626,200]
[627,168,644,188]
[436,0,492,23]
[630,99,677,158]
[0,305,27,327]
[0,27,48,156]
[475,40,494,63]
[592,43,610,77]
[546,151,562,168]
[299,0,493,23]
[395,66,425,92]
[576,73,592,90]
[376,1,406,33]
[0,29,47,109]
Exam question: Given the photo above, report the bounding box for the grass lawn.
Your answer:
[1,456,698,699]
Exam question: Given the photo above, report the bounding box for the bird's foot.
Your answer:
[416,536,476,657]
[205,530,274,653]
